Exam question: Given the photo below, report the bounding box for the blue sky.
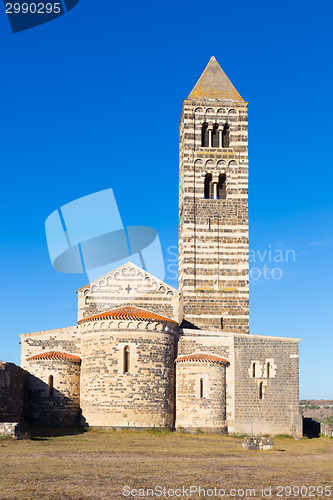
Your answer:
[0,0,332,399]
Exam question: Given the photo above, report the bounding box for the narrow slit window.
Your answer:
[200,378,204,398]
[212,124,219,147]
[259,382,263,399]
[124,346,130,374]
[221,317,224,330]
[252,363,256,378]
[217,174,226,200]
[201,122,209,147]
[267,362,271,378]
[222,124,230,148]
[48,375,54,398]
[204,173,213,199]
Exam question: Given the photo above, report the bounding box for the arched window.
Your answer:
[222,124,230,148]
[204,173,213,199]
[217,174,226,200]
[200,378,204,398]
[212,124,219,148]
[201,122,209,147]
[252,363,256,378]
[48,375,54,398]
[259,382,263,399]
[124,346,130,374]
[267,362,271,378]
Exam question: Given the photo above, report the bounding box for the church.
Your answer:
[18,57,302,437]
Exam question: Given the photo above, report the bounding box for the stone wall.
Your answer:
[233,334,302,437]
[0,362,27,423]
[177,330,231,359]
[177,330,302,437]
[80,318,177,428]
[177,329,234,430]
[179,99,249,334]
[175,360,227,432]
[77,263,179,322]
[0,422,20,438]
[20,326,80,370]
[25,358,81,426]
[320,423,333,437]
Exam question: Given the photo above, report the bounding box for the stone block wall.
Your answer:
[0,422,20,438]
[179,99,249,333]
[25,358,81,426]
[320,423,333,437]
[80,318,177,428]
[20,326,80,370]
[233,334,302,437]
[0,362,27,423]
[175,360,227,432]
[177,329,235,430]
[177,329,231,359]
[77,264,179,322]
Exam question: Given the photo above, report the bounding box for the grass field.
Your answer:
[0,429,332,499]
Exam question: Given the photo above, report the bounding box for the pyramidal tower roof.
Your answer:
[188,56,244,102]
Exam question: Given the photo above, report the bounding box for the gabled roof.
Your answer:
[76,261,178,296]
[26,351,81,363]
[175,353,229,364]
[78,305,178,324]
[188,56,244,102]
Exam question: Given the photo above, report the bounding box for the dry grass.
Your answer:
[0,429,332,499]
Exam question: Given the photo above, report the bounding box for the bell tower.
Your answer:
[179,57,249,334]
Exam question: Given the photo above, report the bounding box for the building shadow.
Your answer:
[24,374,88,436]
[20,422,88,439]
[303,417,321,438]
[180,319,201,329]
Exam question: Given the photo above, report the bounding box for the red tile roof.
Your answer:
[78,305,178,324]
[175,353,229,365]
[26,351,81,363]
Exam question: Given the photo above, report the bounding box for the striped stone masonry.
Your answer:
[179,98,249,333]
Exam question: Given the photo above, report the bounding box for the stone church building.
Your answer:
[16,57,302,436]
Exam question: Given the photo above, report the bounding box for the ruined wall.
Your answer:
[0,422,20,437]
[20,326,80,370]
[0,362,27,423]
[80,318,177,428]
[179,100,249,333]
[233,333,302,437]
[320,423,333,437]
[25,358,81,426]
